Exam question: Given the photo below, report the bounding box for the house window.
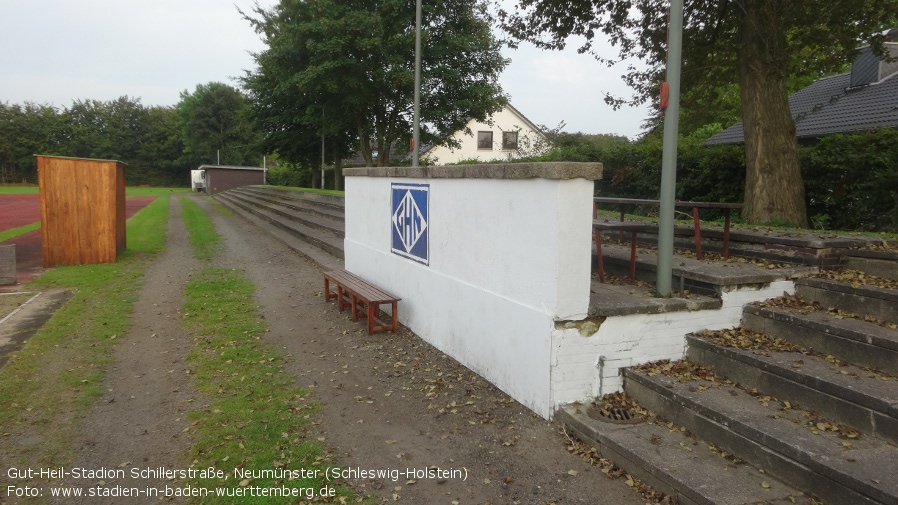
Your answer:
[477,131,493,150]
[502,131,519,150]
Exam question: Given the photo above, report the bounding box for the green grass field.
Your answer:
[0,186,39,194]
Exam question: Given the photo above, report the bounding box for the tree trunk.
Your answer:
[311,164,320,189]
[357,124,373,167]
[738,0,808,227]
[333,156,342,191]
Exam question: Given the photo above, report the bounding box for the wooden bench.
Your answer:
[594,197,743,260]
[592,198,743,283]
[323,270,401,335]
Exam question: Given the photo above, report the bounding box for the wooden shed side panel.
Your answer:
[205,169,265,194]
[38,157,122,266]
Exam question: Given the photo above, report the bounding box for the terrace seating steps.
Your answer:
[561,265,898,504]
[215,186,344,271]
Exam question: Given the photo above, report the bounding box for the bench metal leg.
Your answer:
[595,228,605,283]
[629,231,638,281]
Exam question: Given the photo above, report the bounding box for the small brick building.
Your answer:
[199,165,266,194]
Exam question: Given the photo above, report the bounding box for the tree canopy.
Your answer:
[500,0,898,226]
[176,82,262,168]
[241,0,509,170]
[0,97,186,185]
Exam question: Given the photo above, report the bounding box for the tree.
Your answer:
[0,102,67,183]
[176,82,262,168]
[65,97,147,162]
[242,0,509,173]
[500,0,898,226]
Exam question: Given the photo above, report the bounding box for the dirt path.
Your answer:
[195,196,644,505]
[54,196,200,504]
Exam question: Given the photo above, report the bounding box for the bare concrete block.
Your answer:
[0,244,15,285]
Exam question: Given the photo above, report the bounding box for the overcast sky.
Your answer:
[0,0,651,139]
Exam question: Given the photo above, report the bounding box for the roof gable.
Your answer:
[706,43,898,145]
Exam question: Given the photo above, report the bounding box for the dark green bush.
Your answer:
[535,126,897,231]
[801,129,898,232]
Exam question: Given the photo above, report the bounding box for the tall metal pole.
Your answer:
[656,0,684,297]
[412,0,422,167]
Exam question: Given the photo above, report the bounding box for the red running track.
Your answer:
[0,194,41,231]
[0,195,157,289]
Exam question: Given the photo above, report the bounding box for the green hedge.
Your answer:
[539,127,897,232]
[801,129,898,232]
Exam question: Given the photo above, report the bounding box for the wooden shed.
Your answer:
[199,165,266,194]
[37,155,126,267]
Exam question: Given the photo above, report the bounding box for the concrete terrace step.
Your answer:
[622,368,898,505]
[240,185,345,210]
[742,305,898,375]
[230,186,346,222]
[796,278,898,324]
[685,333,898,444]
[597,243,816,295]
[843,248,898,280]
[215,192,344,263]
[223,190,345,238]
[588,279,722,317]
[597,223,882,267]
[557,405,803,505]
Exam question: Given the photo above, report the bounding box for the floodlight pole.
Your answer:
[656,0,684,297]
[412,0,422,167]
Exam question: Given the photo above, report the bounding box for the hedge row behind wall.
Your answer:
[571,128,896,232]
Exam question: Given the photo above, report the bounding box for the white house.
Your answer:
[422,104,548,165]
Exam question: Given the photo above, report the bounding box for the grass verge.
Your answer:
[0,222,40,242]
[179,202,354,503]
[0,194,170,469]
[0,185,39,194]
[180,198,220,260]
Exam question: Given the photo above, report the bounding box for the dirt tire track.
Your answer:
[54,196,200,504]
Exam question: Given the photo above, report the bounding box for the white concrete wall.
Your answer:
[423,106,547,165]
[549,280,795,410]
[344,169,596,418]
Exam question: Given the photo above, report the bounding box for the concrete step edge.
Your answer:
[224,191,344,237]
[229,188,345,221]
[623,369,897,505]
[216,194,344,259]
[214,195,343,272]
[236,186,345,209]
[557,406,802,505]
[685,334,898,443]
[743,305,898,352]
